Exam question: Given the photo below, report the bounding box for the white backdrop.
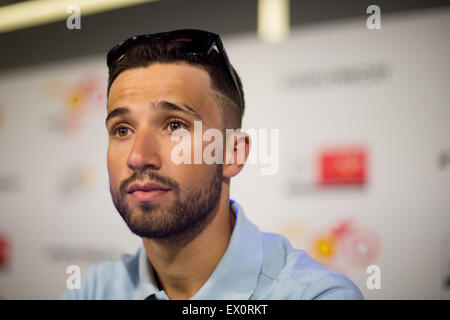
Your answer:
[0,8,449,299]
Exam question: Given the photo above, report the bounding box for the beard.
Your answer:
[110,165,223,244]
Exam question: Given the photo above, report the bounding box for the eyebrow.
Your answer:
[158,100,202,120]
[105,100,202,126]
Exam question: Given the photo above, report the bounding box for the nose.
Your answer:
[126,129,162,172]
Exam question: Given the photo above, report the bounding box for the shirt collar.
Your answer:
[133,199,263,300]
[133,239,166,300]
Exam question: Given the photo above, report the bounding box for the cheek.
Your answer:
[164,133,223,181]
[107,145,124,187]
[173,163,219,191]
[106,146,114,174]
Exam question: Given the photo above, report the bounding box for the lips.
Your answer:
[126,182,171,202]
[126,182,170,194]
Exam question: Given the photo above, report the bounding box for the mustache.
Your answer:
[119,170,180,195]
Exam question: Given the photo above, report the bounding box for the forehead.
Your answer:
[107,62,216,113]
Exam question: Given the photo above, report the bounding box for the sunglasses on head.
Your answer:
[106,29,243,107]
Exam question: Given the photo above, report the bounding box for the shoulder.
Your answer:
[59,251,139,300]
[257,232,364,300]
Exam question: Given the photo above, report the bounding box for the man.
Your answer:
[61,29,363,300]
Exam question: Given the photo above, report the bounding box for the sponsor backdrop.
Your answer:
[0,8,449,299]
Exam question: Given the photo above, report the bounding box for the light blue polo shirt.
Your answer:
[60,199,363,300]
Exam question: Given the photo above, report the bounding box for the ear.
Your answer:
[223,131,251,178]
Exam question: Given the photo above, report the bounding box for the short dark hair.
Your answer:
[107,38,245,129]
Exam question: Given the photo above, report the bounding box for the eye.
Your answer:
[112,126,132,137]
[166,119,188,132]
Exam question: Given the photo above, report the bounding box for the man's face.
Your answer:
[106,62,224,241]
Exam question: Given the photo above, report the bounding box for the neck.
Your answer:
[142,189,236,300]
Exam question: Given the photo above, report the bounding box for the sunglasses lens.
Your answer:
[108,33,208,65]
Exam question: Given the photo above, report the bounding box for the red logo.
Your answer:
[0,233,10,269]
[318,147,367,186]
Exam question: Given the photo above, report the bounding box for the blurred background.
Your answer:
[0,0,449,299]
